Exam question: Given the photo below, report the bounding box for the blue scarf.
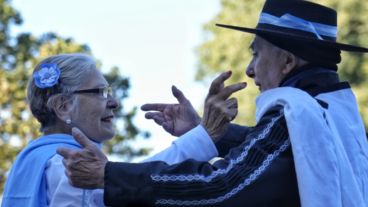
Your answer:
[2,134,81,207]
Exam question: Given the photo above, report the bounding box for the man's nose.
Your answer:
[246,64,255,78]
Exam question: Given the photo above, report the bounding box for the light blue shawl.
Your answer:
[2,134,81,207]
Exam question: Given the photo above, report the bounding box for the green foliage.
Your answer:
[197,0,368,127]
[0,0,148,192]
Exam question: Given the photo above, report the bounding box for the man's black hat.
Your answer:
[216,0,368,53]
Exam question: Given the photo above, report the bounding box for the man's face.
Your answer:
[246,36,287,92]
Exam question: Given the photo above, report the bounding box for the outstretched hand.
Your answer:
[141,85,201,136]
[201,71,247,142]
[57,128,107,189]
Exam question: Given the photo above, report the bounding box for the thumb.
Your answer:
[172,85,189,104]
[72,127,94,148]
[56,147,73,159]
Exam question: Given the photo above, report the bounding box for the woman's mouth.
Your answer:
[101,115,114,123]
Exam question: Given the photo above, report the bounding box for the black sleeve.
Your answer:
[215,105,284,157]
[104,107,300,207]
[215,123,252,157]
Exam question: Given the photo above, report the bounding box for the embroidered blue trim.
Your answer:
[151,115,282,183]
[259,13,337,40]
[155,139,290,206]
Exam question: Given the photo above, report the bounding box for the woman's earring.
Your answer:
[66,118,72,125]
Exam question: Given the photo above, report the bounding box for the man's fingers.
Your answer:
[171,85,189,104]
[208,71,232,95]
[57,147,74,159]
[144,112,162,119]
[145,112,165,125]
[217,99,238,121]
[226,97,238,109]
[153,117,165,126]
[62,158,68,168]
[72,127,94,148]
[226,108,238,121]
[141,103,168,112]
[218,82,247,100]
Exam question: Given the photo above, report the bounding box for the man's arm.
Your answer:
[215,123,252,157]
[103,108,299,206]
[143,125,218,164]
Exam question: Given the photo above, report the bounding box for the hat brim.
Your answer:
[216,24,368,53]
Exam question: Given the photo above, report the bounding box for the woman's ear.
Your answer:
[49,95,76,123]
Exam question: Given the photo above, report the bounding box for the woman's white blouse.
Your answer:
[45,125,218,206]
[46,155,105,207]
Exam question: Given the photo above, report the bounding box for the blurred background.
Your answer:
[0,0,367,198]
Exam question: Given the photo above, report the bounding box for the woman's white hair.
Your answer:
[27,53,96,132]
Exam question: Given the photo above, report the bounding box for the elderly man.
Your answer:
[58,0,368,206]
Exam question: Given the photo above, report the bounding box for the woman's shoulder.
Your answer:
[45,154,66,196]
[46,154,64,175]
[45,154,105,207]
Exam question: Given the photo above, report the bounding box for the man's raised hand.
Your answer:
[141,85,201,136]
[201,71,247,142]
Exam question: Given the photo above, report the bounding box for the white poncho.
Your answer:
[256,87,368,207]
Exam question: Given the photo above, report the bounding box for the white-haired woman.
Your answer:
[2,53,218,207]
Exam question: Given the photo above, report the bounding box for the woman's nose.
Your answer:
[107,96,119,109]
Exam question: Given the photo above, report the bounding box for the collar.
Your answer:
[279,64,340,96]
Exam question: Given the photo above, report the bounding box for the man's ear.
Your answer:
[282,52,298,75]
[50,95,76,123]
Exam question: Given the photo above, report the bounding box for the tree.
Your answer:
[0,0,149,192]
[197,0,368,127]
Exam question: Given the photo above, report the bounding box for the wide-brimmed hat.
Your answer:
[216,0,368,53]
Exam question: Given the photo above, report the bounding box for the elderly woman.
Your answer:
[2,53,220,207]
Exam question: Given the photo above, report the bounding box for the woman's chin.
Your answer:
[87,130,115,143]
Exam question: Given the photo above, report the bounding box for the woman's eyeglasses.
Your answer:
[73,86,113,99]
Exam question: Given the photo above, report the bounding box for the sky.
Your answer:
[12,0,221,161]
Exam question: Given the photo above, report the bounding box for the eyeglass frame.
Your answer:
[72,86,113,99]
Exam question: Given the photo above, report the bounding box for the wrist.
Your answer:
[200,121,229,143]
[200,122,219,143]
[98,160,108,189]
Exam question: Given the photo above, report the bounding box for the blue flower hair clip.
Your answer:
[33,63,61,89]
